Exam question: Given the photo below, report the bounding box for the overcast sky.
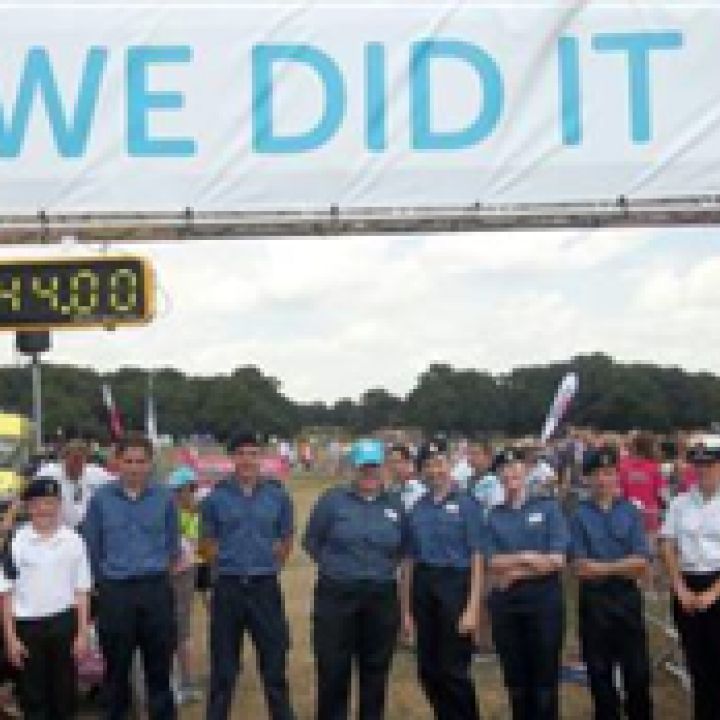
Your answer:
[0,228,717,402]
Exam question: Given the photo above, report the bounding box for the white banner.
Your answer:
[541,372,579,444]
[0,2,718,213]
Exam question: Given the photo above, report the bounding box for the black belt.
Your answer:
[217,573,277,586]
[415,562,470,575]
[101,572,169,585]
[15,607,74,626]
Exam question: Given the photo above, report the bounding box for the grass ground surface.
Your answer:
[95,473,692,719]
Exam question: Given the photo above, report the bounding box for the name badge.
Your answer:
[528,512,544,525]
[445,503,460,515]
[384,508,399,522]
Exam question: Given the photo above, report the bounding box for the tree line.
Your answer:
[0,353,718,442]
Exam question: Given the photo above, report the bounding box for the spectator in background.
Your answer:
[386,444,426,511]
[466,441,505,517]
[167,465,202,706]
[451,439,473,490]
[618,434,668,538]
[675,437,699,494]
[465,441,504,660]
[37,439,114,530]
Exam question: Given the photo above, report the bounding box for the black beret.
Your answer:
[583,446,619,474]
[493,447,527,471]
[227,431,263,453]
[23,476,61,502]
[687,436,720,465]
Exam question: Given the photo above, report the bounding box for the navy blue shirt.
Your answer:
[201,477,294,577]
[485,496,570,560]
[303,487,407,582]
[570,498,650,563]
[83,482,180,581]
[407,490,484,569]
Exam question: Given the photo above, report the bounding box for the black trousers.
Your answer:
[207,574,294,720]
[412,564,480,720]
[312,576,399,720]
[674,572,720,720]
[15,608,77,720]
[490,577,564,720]
[97,574,176,720]
[579,579,653,720]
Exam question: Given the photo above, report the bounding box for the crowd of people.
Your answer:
[0,426,717,720]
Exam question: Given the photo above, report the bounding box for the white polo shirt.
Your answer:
[37,462,114,528]
[0,523,92,619]
[660,487,720,573]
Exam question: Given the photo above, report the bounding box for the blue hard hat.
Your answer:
[167,465,198,490]
[350,439,385,468]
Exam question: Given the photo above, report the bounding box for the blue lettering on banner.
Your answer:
[558,36,582,146]
[592,31,683,144]
[253,44,346,154]
[0,30,687,159]
[365,43,386,152]
[126,45,196,157]
[0,47,107,158]
[410,40,504,151]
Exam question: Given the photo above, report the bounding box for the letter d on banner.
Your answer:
[411,40,503,151]
[253,44,345,153]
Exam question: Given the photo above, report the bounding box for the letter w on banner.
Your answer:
[540,372,579,444]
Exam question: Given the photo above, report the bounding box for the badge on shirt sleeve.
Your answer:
[445,503,460,515]
[384,508,399,522]
[528,512,544,525]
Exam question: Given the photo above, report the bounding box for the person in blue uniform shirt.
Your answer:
[200,431,295,720]
[485,448,569,720]
[571,446,653,720]
[401,442,483,720]
[660,435,720,720]
[303,439,406,720]
[83,432,180,720]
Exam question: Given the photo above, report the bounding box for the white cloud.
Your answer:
[0,229,716,401]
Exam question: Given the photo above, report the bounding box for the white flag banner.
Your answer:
[101,383,123,440]
[540,372,579,444]
[146,374,159,447]
[0,2,720,214]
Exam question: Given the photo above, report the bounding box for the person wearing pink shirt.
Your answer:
[618,435,667,535]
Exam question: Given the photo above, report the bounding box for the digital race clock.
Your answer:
[0,256,155,330]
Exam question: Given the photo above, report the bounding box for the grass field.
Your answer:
[166,474,690,719]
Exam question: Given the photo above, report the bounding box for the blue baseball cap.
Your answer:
[350,439,385,468]
[167,465,198,490]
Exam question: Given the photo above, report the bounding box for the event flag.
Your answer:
[101,383,123,441]
[540,372,579,443]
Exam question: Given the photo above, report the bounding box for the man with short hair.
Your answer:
[201,431,295,720]
[38,439,114,529]
[83,433,179,720]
